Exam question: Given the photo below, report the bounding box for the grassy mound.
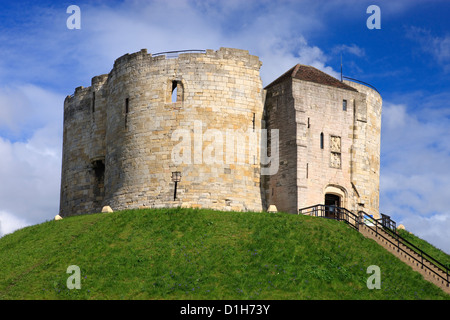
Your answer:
[0,208,448,300]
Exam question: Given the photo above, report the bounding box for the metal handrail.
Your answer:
[298,204,360,231]
[152,49,206,57]
[360,211,449,287]
[299,204,449,288]
[382,223,449,273]
[342,76,380,95]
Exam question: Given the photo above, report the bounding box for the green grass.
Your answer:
[397,229,450,269]
[0,208,448,300]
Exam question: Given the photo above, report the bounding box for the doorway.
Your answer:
[92,159,105,211]
[324,194,340,219]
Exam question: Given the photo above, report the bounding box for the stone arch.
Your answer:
[323,184,348,208]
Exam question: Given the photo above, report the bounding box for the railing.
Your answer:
[152,49,206,58]
[299,204,449,288]
[298,204,362,231]
[381,221,450,283]
[380,213,396,231]
[342,76,381,95]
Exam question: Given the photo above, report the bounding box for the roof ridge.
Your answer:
[265,64,358,92]
[291,64,301,78]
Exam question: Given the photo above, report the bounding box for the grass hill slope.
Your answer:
[0,208,448,300]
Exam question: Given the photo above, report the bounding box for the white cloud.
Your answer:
[407,27,450,71]
[0,1,341,88]
[0,85,63,139]
[0,85,63,229]
[0,127,62,223]
[332,44,366,58]
[400,213,450,254]
[0,211,30,238]
[431,35,450,68]
[81,0,336,84]
[380,102,450,253]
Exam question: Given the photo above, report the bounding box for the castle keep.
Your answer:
[60,47,382,219]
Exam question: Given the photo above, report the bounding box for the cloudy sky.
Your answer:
[0,0,449,253]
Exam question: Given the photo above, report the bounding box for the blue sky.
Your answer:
[0,0,449,253]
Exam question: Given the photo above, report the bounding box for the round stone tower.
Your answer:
[60,48,265,216]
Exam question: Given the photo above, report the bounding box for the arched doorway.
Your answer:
[324,193,340,219]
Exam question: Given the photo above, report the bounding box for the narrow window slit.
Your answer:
[125,98,129,127]
[252,113,255,131]
[306,163,309,179]
[92,92,95,113]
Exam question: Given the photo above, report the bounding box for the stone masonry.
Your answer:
[263,64,382,218]
[60,47,382,218]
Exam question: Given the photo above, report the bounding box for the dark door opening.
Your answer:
[92,159,105,211]
[324,194,340,219]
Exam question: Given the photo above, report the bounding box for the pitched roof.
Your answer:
[265,64,358,92]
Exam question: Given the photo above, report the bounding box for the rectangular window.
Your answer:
[343,99,347,111]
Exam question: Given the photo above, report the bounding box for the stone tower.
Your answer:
[60,48,265,216]
[263,64,382,218]
[60,48,382,219]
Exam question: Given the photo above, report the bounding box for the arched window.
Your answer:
[171,81,178,103]
[169,80,184,103]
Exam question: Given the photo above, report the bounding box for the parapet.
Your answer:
[205,47,262,68]
[110,47,262,74]
[113,48,149,69]
[92,74,109,87]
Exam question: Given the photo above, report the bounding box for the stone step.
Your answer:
[359,225,450,294]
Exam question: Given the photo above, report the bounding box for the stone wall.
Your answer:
[60,86,97,215]
[264,72,381,217]
[262,81,298,213]
[60,48,265,216]
[295,79,361,212]
[344,80,382,218]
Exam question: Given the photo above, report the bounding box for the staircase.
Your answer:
[299,204,450,294]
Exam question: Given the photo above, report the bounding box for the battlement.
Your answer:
[92,74,109,87]
[66,85,88,100]
[113,48,149,69]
